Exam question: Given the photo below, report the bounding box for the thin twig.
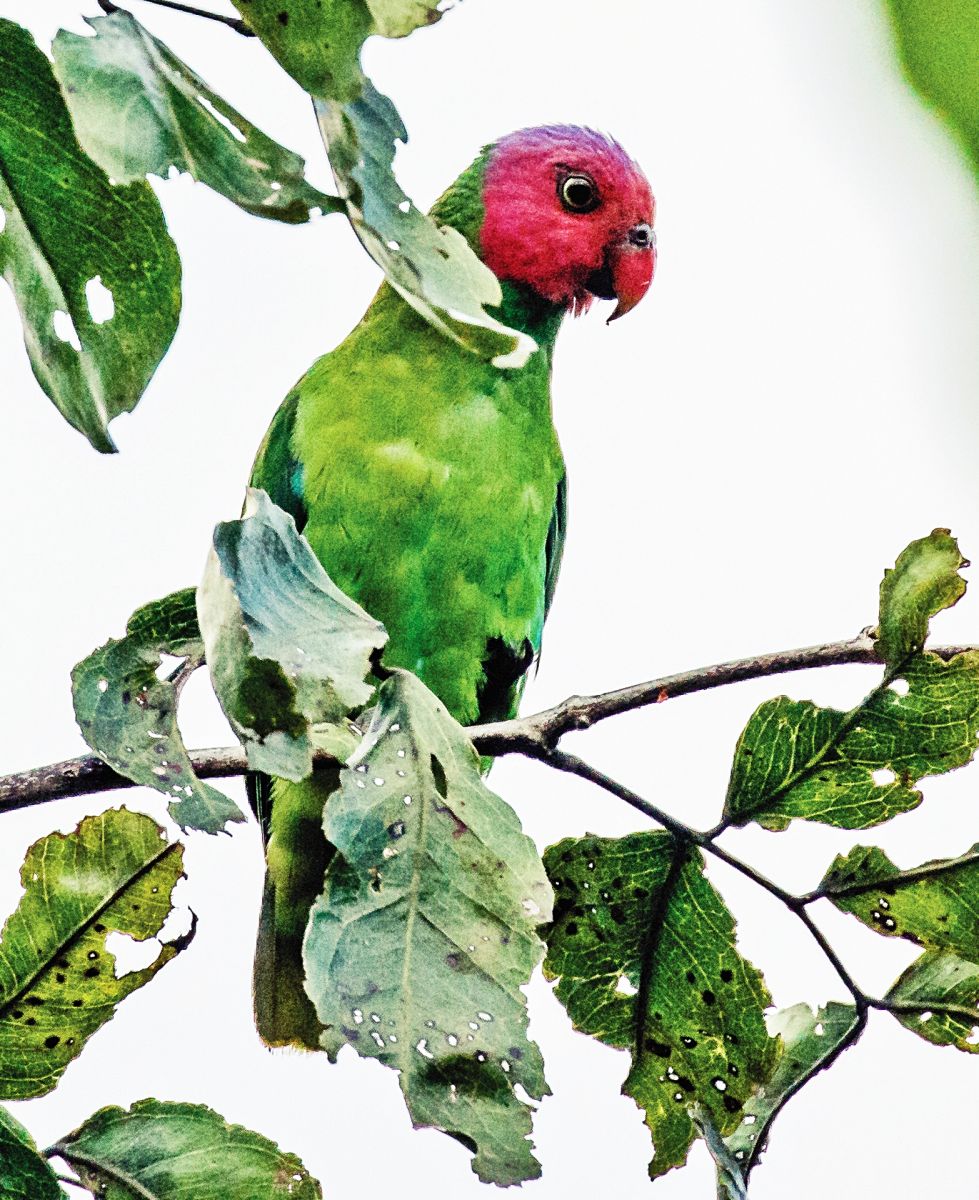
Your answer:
[5,635,972,813]
[97,0,255,35]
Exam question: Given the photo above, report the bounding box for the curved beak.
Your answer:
[587,223,656,322]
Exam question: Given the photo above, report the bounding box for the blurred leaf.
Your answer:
[690,1106,747,1200]
[228,0,442,100]
[0,1106,64,1200]
[885,0,979,177]
[53,1099,321,1199]
[876,528,967,668]
[724,1002,859,1171]
[724,651,979,829]
[198,489,386,781]
[72,589,241,834]
[820,842,979,953]
[315,84,533,365]
[0,19,180,453]
[0,809,191,1099]
[52,12,340,224]
[886,951,979,1051]
[542,832,778,1180]
[304,670,552,1186]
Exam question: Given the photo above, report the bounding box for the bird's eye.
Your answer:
[558,173,599,213]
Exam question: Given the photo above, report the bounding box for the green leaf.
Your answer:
[52,12,341,224]
[304,670,552,1186]
[884,0,979,178]
[228,0,442,101]
[72,589,241,834]
[886,952,979,1051]
[315,83,534,365]
[198,489,387,781]
[0,20,180,453]
[723,1002,859,1172]
[876,529,968,668]
[53,1099,321,1200]
[0,809,192,1099]
[542,832,779,1180]
[724,651,979,829]
[0,1106,64,1200]
[820,842,979,954]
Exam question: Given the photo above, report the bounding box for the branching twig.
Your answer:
[97,0,255,36]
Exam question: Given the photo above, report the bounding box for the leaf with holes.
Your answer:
[884,0,979,177]
[52,12,340,224]
[542,832,779,1179]
[315,83,533,366]
[876,529,968,668]
[724,651,979,830]
[228,0,443,101]
[52,1099,321,1199]
[72,588,241,834]
[820,843,979,953]
[303,670,552,1186]
[0,20,180,453]
[0,1106,64,1200]
[886,952,979,1051]
[723,1002,859,1173]
[198,489,387,780]
[0,808,191,1099]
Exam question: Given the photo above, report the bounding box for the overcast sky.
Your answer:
[2,1,979,1196]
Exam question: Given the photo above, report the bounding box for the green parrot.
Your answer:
[248,124,655,1047]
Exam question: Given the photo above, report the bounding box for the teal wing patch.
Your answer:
[249,390,308,532]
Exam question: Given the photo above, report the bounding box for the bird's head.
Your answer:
[479,125,655,321]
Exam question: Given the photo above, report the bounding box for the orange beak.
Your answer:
[606,224,656,322]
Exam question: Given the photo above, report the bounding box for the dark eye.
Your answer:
[559,173,599,213]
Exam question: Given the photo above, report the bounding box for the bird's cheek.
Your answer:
[607,243,656,322]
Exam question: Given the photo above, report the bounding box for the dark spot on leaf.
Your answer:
[446,954,459,969]
[566,921,579,935]
[87,951,99,960]
[26,997,43,1007]
[276,9,289,24]
[681,1036,697,1049]
[44,1035,59,1050]
[723,1094,743,1114]
[702,989,716,1006]
[633,887,649,899]
[645,1039,670,1057]
[678,1075,695,1093]
[720,968,734,983]
[612,877,623,888]
[430,754,448,798]
[508,1047,524,1060]
[55,974,66,984]
[94,924,106,934]
[12,1010,22,1020]
[728,1063,739,1076]
[340,1026,360,1040]
[561,850,573,863]
[609,904,627,924]
[72,1000,83,1008]
[686,971,696,985]
[25,1018,36,1027]
[84,967,99,978]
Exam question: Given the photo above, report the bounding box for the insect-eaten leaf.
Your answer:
[0,1105,64,1200]
[542,832,779,1180]
[199,489,387,781]
[52,11,341,224]
[884,0,979,178]
[0,808,192,1100]
[72,588,241,834]
[304,670,552,1187]
[876,528,967,668]
[724,651,979,830]
[723,1002,859,1173]
[315,83,534,367]
[0,20,180,453]
[52,1099,321,1200]
[886,952,979,1052]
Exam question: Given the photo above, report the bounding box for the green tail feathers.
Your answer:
[251,771,339,1049]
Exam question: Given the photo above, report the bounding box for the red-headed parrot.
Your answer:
[248,125,655,1046]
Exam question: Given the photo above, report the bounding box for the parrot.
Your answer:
[247,124,656,1047]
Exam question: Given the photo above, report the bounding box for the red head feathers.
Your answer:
[480,125,655,321]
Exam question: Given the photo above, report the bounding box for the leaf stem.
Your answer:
[97,0,255,36]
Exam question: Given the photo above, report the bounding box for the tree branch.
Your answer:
[2,634,973,813]
[97,0,255,36]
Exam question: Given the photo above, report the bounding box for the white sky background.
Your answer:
[2,0,979,1195]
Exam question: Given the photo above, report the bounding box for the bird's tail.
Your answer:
[251,771,339,1049]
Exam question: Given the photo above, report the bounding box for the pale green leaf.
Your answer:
[0,809,192,1099]
[304,670,552,1186]
[52,12,340,224]
[54,1099,321,1200]
[725,651,979,829]
[0,20,180,453]
[198,489,387,780]
[72,589,241,834]
[886,952,979,1052]
[876,528,967,668]
[543,833,779,1179]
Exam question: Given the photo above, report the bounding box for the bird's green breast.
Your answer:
[287,285,565,724]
